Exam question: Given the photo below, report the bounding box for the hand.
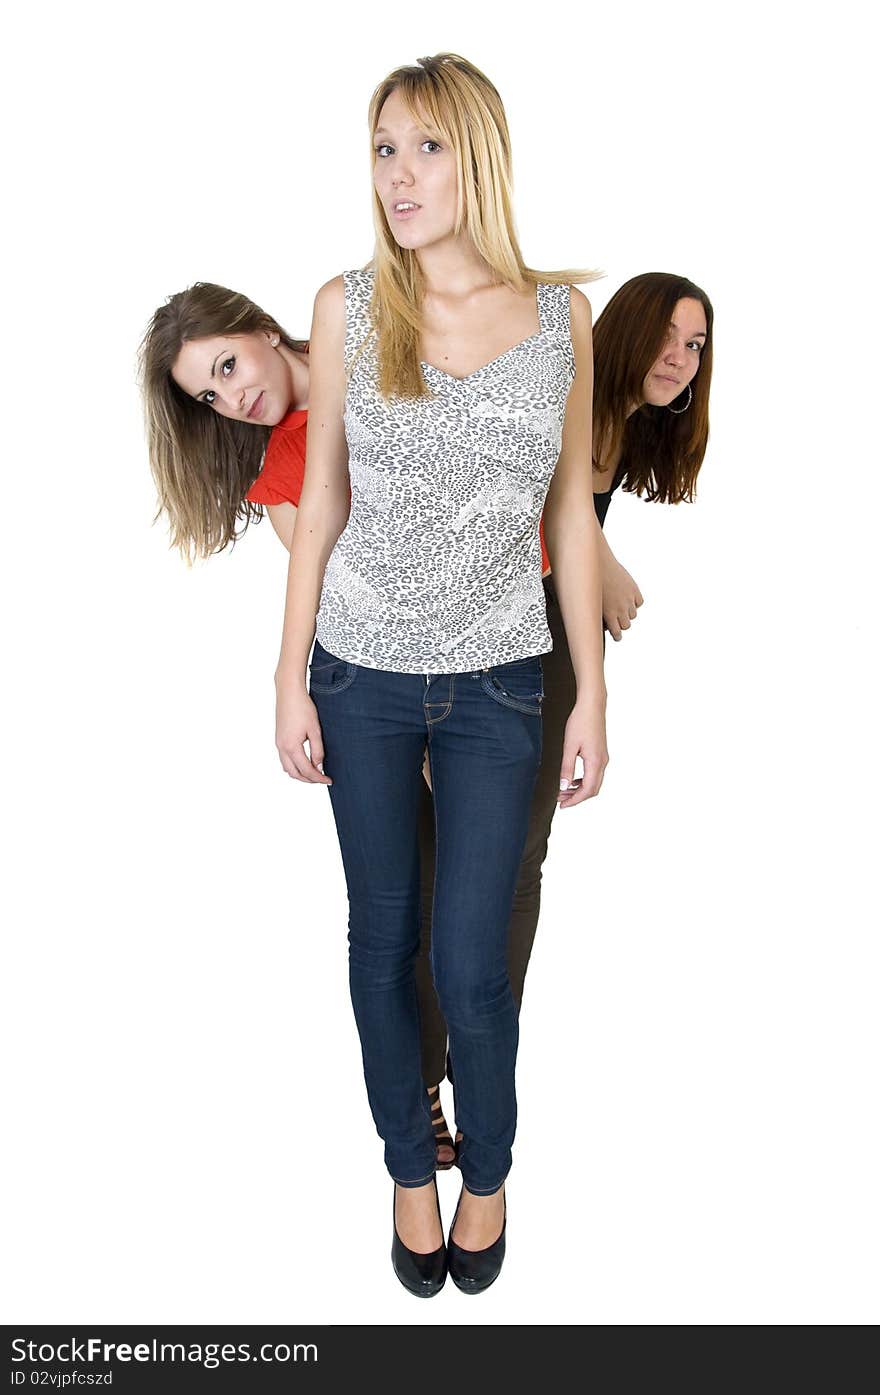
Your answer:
[558,698,609,808]
[274,673,332,784]
[602,558,644,641]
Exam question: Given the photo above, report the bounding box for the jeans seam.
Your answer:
[392,1169,437,1187]
[479,676,543,717]
[424,673,455,726]
[459,1176,508,1195]
[309,668,358,695]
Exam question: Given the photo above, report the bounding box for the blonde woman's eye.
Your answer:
[222,356,235,376]
[421,140,441,153]
[375,143,393,158]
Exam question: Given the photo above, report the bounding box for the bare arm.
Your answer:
[274,276,350,783]
[266,502,298,553]
[595,515,644,641]
[541,287,608,805]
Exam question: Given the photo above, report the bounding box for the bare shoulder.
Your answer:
[569,284,593,329]
[310,276,347,353]
[314,274,346,319]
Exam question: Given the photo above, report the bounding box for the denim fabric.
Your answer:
[414,574,579,1085]
[309,640,543,1195]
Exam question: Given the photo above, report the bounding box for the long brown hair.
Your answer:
[593,272,714,503]
[139,282,306,561]
[366,53,599,399]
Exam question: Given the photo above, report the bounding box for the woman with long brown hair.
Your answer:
[416,271,714,1165]
[139,282,310,561]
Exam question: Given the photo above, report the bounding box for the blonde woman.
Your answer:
[274,53,607,1296]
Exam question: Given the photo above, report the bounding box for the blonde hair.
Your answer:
[139,282,306,562]
[366,53,599,398]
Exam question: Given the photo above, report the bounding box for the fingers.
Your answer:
[558,754,607,806]
[276,722,332,785]
[608,592,643,638]
[557,738,583,804]
[308,721,326,772]
[558,736,609,808]
[277,744,332,783]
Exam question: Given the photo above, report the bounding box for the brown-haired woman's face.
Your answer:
[641,297,707,408]
[172,331,292,426]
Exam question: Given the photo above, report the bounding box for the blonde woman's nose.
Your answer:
[391,162,415,189]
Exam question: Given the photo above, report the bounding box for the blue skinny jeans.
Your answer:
[309,640,544,1195]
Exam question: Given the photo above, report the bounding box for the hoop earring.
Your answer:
[667,382,692,415]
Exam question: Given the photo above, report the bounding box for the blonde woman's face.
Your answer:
[373,89,459,251]
[172,331,292,426]
[641,297,708,407]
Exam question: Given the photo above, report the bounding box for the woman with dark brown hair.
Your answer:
[416,271,715,1167]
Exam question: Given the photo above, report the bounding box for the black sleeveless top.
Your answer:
[592,462,625,529]
[593,485,614,528]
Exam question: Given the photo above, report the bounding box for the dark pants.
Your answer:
[415,575,578,1086]
[310,639,544,1195]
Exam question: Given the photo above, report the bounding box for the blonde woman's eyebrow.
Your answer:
[374,123,439,140]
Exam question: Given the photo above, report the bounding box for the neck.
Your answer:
[416,232,494,295]
[277,343,309,412]
[593,398,643,473]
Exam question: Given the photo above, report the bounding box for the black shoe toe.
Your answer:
[391,1179,447,1298]
[447,1191,506,1294]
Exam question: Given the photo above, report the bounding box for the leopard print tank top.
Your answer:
[315,268,575,673]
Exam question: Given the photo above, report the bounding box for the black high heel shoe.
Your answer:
[447,1186,506,1294]
[391,1177,447,1298]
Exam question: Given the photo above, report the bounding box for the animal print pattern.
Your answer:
[315,269,575,673]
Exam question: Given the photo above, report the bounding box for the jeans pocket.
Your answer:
[480,655,544,716]
[308,641,358,695]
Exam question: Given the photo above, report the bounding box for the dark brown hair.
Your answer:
[139,282,306,561]
[593,272,714,502]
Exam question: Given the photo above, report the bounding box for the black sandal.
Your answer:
[427,1085,458,1171]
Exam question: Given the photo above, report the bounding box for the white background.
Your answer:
[3,0,877,1327]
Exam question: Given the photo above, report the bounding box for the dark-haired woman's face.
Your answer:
[172,331,292,426]
[641,297,707,408]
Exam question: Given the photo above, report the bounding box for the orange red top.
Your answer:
[245,408,308,506]
[246,408,551,574]
[539,518,549,575]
